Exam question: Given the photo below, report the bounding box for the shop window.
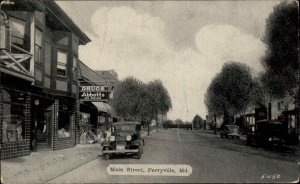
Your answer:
[80,113,90,134]
[57,50,67,76]
[1,90,26,142]
[58,102,71,138]
[35,28,42,63]
[10,17,26,47]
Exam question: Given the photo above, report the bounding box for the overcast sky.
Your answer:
[57,0,279,121]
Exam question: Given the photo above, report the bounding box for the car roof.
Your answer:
[225,125,238,127]
[256,120,284,124]
[114,121,141,125]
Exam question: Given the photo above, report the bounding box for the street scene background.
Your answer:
[0,0,299,183]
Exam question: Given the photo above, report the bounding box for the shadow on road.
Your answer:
[148,130,299,163]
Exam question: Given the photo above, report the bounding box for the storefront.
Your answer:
[0,87,31,159]
[0,0,90,159]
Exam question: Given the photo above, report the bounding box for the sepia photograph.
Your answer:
[0,0,299,183]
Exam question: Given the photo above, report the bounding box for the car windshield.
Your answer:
[114,124,136,132]
[226,126,238,133]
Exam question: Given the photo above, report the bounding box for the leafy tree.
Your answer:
[205,62,254,125]
[174,119,184,125]
[261,1,298,99]
[162,120,173,129]
[192,114,204,129]
[147,80,172,132]
[111,77,144,120]
[111,77,172,135]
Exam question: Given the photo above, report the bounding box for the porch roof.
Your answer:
[92,102,112,113]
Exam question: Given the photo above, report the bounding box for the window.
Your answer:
[58,102,72,138]
[72,56,77,79]
[79,113,90,134]
[57,50,67,76]
[35,28,42,63]
[10,17,26,47]
[1,90,26,142]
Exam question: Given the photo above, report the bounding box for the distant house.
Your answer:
[95,70,119,99]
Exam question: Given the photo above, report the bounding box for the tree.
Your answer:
[175,119,184,126]
[192,114,204,129]
[111,77,143,120]
[205,62,254,126]
[261,1,298,99]
[147,80,172,132]
[111,76,172,135]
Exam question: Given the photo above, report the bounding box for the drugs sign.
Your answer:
[79,86,109,101]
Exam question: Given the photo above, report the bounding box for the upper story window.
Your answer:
[72,55,77,79]
[57,50,67,76]
[10,17,26,47]
[35,28,42,63]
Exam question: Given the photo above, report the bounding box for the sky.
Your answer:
[57,0,280,122]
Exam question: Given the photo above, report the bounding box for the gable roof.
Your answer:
[42,1,91,45]
[95,70,119,83]
[78,61,106,86]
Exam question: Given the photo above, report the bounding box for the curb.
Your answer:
[42,155,100,184]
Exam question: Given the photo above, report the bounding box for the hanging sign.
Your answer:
[79,85,109,101]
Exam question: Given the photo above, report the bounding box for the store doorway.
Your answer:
[31,99,53,151]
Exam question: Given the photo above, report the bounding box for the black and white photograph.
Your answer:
[0,0,299,183]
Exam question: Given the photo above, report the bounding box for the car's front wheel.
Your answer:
[137,145,143,159]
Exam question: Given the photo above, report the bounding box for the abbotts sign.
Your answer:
[79,85,109,101]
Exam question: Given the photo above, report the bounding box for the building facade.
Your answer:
[0,1,90,159]
[78,61,120,143]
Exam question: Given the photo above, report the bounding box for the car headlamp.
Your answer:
[110,136,115,142]
[126,135,132,141]
[268,138,273,141]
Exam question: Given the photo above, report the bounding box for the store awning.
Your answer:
[92,102,111,113]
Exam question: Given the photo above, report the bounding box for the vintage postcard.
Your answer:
[0,0,299,183]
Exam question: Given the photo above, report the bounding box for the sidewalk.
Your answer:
[1,144,100,184]
[1,129,155,184]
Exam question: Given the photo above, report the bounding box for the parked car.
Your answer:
[101,122,144,160]
[220,125,240,139]
[246,120,287,147]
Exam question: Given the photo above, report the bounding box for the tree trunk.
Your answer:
[156,111,158,132]
[214,116,217,134]
[147,120,150,136]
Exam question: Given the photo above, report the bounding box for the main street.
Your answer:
[49,130,299,183]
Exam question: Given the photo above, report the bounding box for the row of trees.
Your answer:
[205,1,299,129]
[110,77,172,135]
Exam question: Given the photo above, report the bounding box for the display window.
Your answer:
[80,112,91,134]
[57,101,72,138]
[1,89,27,142]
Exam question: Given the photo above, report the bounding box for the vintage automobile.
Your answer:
[246,120,288,147]
[101,122,144,160]
[220,125,240,139]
